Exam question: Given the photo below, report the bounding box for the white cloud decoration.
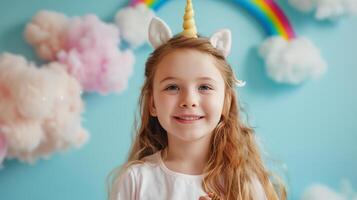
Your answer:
[288,0,357,20]
[301,179,357,200]
[115,3,156,48]
[259,36,327,85]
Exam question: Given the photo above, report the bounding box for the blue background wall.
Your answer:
[0,0,356,199]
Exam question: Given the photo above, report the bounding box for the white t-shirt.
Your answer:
[115,151,266,200]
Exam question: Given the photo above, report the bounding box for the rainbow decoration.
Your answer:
[130,0,168,11]
[236,0,295,40]
[129,0,296,40]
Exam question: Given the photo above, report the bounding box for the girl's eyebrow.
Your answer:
[197,77,217,83]
[159,77,178,83]
[159,76,217,84]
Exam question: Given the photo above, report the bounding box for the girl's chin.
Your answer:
[169,133,212,143]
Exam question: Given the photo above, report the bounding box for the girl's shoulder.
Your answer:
[112,152,162,200]
[124,151,162,176]
[141,151,161,166]
[114,151,162,189]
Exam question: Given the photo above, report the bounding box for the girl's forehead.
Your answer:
[154,49,224,82]
[159,49,212,65]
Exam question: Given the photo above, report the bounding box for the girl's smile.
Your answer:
[173,114,205,124]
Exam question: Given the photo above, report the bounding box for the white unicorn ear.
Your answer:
[209,29,232,57]
[148,17,173,49]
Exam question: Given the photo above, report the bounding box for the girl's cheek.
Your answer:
[161,93,178,100]
[159,95,178,106]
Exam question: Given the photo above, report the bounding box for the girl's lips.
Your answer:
[173,115,204,124]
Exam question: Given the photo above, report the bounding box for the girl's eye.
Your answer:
[165,84,179,91]
[198,85,212,91]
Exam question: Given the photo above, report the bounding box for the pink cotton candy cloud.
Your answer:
[0,53,88,165]
[24,10,69,61]
[57,14,134,94]
[25,11,135,94]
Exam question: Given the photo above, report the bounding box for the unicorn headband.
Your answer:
[147,0,245,87]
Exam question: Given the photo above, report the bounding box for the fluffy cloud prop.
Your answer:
[301,184,345,200]
[24,10,69,61]
[57,15,134,94]
[301,180,357,200]
[288,0,357,20]
[0,53,88,165]
[115,3,155,48]
[259,36,327,85]
[25,11,135,94]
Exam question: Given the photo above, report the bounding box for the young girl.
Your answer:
[109,0,286,199]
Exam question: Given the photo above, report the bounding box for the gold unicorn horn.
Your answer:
[181,0,197,38]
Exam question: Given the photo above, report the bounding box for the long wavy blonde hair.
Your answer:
[108,35,286,200]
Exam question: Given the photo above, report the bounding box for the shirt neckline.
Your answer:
[156,150,204,181]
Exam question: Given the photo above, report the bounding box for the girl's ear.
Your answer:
[149,96,157,117]
[209,29,232,57]
[148,17,173,49]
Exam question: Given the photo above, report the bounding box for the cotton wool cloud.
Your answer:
[0,53,88,165]
[259,36,327,85]
[301,180,357,200]
[115,3,155,48]
[288,0,357,20]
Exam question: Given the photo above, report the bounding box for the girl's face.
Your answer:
[151,49,225,143]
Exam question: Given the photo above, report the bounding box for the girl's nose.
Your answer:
[180,102,197,108]
[179,90,199,108]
